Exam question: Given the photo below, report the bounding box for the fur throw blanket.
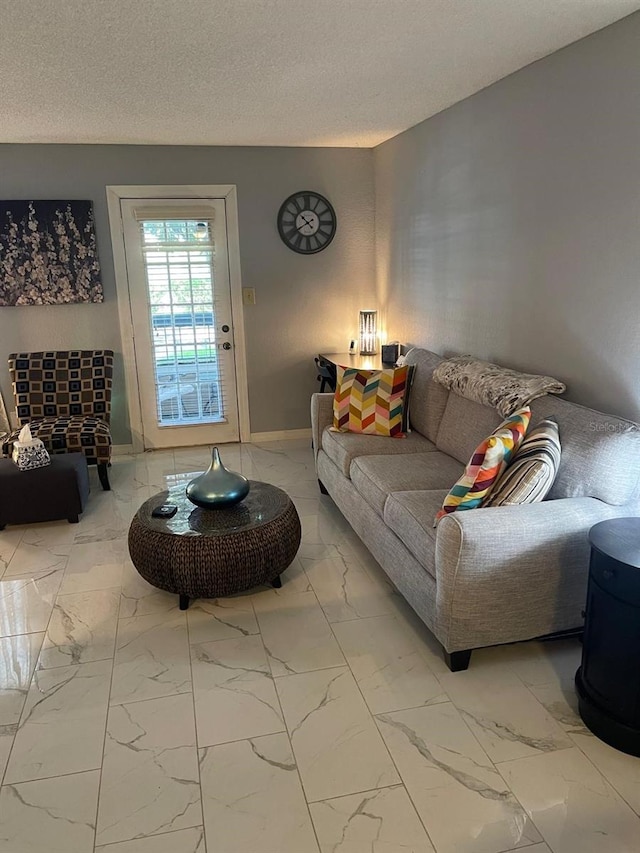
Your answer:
[433,355,566,417]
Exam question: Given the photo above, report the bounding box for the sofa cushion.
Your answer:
[435,393,502,463]
[351,452,463,516]
[404,348,449,441]
[332,364,411,436]
[529,396,640,505]
[322,427,437,478]
[486,418,561,507]
[384,490,449,578]
[435,407,531,522]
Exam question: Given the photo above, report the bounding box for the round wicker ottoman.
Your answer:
[128,480,301,610]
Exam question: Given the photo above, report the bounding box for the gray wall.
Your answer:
[375,13,640,422]
[0,145,374,443]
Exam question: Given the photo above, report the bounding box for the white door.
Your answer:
[121,198,240,449]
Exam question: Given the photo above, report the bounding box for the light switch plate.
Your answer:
[242,288,256,306]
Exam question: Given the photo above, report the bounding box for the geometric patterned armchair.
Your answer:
[1,350,113,490]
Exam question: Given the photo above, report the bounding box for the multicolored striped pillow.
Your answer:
[332,365,411,437]
[435,407,531,523]
[485,418,561,506]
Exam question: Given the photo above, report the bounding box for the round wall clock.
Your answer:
[277,191,336,254]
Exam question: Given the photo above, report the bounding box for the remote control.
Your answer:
[151,504,178,519]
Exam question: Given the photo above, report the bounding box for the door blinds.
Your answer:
[136,210,229,427]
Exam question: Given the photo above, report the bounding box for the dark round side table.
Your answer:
[575,517,640,756]
[128,480,301,609]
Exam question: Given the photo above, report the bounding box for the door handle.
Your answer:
[222,342,232,351]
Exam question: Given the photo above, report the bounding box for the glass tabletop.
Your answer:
[136,480,292,537]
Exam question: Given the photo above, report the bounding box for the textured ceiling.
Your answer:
[1,0,639,147]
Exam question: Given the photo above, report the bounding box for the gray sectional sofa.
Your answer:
[311,347,640,670]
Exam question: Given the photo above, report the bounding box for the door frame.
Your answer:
[106,184,251,453]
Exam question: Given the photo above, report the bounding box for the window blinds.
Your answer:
[133,205,216,222]
[137,212,228,427]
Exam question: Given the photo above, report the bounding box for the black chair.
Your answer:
[314,357,336,393]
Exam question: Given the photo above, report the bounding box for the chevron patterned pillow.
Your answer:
[435,406,531,523]
[332,365,411,437]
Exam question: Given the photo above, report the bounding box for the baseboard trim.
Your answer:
[113,431,311,451]
[112,444,135,456]
[250,428,312,443]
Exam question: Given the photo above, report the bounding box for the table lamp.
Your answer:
[359,310,378,355]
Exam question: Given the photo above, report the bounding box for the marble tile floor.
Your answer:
[0,439,638,852]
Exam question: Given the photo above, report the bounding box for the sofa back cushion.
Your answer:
[404,348,448,442]
[402,349,640,507]
[435,393,502,464]
[435,407,531,522]
[529,396,640,505]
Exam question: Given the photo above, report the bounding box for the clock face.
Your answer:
[277,191,336,254]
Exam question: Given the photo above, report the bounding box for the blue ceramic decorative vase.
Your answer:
[186,447,250,509]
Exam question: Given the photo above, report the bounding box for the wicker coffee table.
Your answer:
[128,480,301,609]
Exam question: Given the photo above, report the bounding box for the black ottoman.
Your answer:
[0,453,90,528]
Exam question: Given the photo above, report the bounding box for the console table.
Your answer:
[319,353,386,371]
[316,353,392,394]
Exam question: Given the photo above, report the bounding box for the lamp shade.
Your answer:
[359,310,378,355]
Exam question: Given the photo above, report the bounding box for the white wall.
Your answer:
[375,13,640,422]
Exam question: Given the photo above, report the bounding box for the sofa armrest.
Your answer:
[434,497,623,652]
[311,393,334,464]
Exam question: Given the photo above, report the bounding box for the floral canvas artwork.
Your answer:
[0,200,103,305]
